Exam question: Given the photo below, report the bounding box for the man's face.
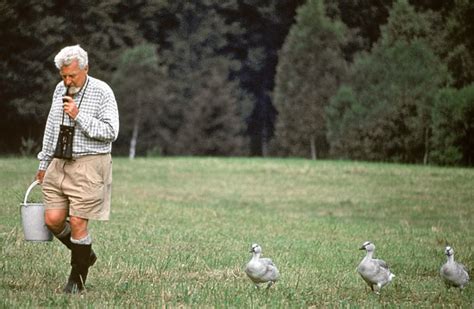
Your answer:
[60,59,88,94]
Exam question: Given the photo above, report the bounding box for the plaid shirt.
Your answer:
[37,76,119,170]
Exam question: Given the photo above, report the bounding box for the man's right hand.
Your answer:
[36,170,46,184]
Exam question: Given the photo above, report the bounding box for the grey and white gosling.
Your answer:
[245,243,280,289]
[357,241,395,294]
[440,246,470,290]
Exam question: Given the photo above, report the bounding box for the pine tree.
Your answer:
[160,0,248,156]
[272,0,348,158]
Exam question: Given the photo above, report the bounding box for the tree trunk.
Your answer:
[423,127,429,165]
[262,123,269,157]
[262,139,268,157]
[310,135,317,160]
[129,110,140,160]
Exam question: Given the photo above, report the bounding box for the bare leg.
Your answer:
[45,209,68,234]
[69,216,89,240]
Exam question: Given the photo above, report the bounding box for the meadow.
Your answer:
[0,157,473,307]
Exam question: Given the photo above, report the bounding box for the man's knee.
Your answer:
[45,210,68,234]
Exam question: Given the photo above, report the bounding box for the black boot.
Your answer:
[56,233,97,267]
[63,244,93,294]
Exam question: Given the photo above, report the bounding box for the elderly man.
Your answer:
[36,45,119,293]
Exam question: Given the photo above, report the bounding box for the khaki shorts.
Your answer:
[42,154,112,220]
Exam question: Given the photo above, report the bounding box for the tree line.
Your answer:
[274,0,473,166]
[1,0,472,165]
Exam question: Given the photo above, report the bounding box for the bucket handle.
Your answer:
[24,180,40,205]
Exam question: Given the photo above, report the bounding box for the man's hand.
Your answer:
[36,170,46,184]
[63,96,79,119]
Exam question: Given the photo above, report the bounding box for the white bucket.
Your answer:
[20,181,53,241]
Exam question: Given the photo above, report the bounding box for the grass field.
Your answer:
[1,157,473,307]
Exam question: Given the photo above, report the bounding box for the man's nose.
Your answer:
[63,76,73,85]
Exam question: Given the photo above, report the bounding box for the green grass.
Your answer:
[1,157,473,307]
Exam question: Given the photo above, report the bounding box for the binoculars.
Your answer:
[53,124,74,160]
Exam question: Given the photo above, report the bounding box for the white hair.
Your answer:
[54,45,88,69]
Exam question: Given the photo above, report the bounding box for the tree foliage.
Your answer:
[111,44,168,158]
[174,63,248,156]
[325,0,452,163]
[380,0,446,52]
[326,0,392,58]
[327,40,449,162]
[234,0,305,156]
[272,0,348,159]
[431,85,474,165]
[443,0,474,87]
[157,0,249,156]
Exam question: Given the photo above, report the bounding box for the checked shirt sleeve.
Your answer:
[75,82,119,143]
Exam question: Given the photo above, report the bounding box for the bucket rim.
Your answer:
[21,203,45,207]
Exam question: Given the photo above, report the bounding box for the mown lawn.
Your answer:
[1,157,473,307]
